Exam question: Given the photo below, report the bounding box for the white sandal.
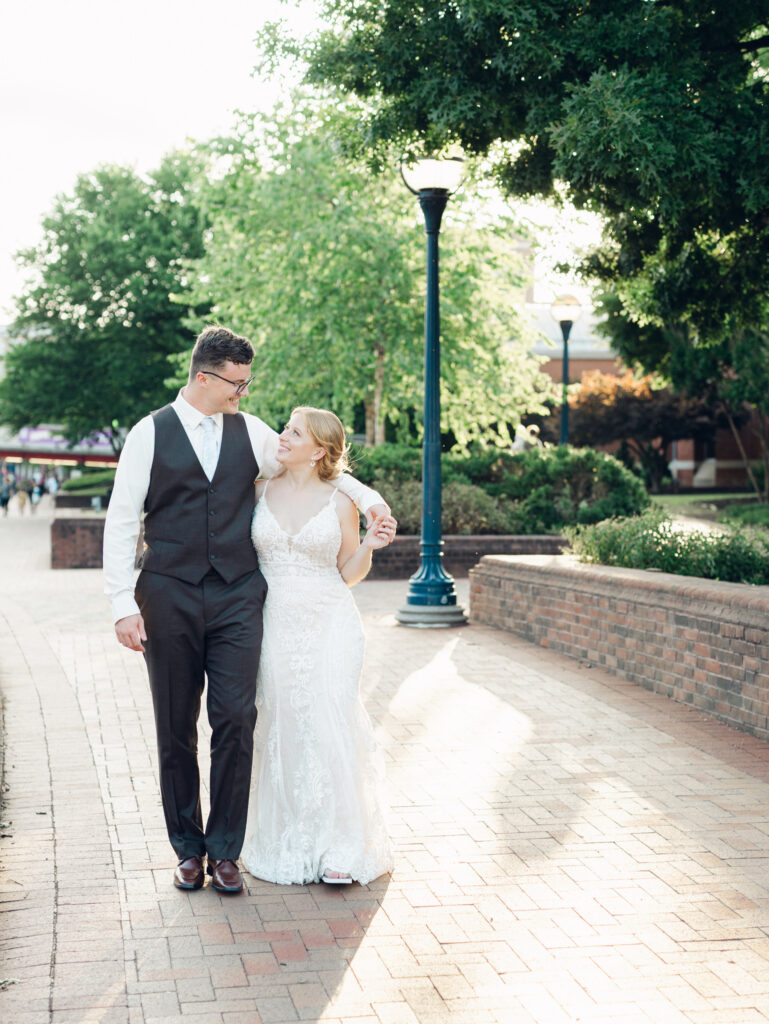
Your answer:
[322,870,352,885]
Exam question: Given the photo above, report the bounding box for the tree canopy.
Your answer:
[182,98,553,446]
[0,154,207,450]
[269,1,769,341]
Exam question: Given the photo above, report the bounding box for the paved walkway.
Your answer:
[3,512,769,1024]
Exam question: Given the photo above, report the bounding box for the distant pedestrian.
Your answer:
[0,477,13,517]
[15,481,28,515]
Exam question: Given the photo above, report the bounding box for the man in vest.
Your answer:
[103,326,391,894]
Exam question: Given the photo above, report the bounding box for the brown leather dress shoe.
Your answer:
[207,858,244,893]
[173,855,205,890]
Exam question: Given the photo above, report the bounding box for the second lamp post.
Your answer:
[550,294,582,446]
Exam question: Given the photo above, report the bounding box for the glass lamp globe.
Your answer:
[401,157,464,194]
[550,294,582,324]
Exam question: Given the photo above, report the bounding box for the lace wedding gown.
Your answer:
[241,485,394,886]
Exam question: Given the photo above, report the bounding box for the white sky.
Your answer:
[0,0,312,321]
[0,1,603,337]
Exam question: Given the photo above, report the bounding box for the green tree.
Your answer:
[266,1,769,341]
[0,154,208,450]
[182,98,552,446]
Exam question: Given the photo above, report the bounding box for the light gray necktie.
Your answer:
[200,416,219,480]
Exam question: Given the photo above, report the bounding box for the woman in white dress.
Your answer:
[241,407,396,886]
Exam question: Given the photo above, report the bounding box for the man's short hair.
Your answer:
[189,326,254,380]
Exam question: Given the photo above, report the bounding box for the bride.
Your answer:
[241,406,396,886]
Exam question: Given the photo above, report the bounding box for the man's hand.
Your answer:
[365,503,397,545]
[365,502,391,528]
[115,613,147,653]
[363,514,398,551]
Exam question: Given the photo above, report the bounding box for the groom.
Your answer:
[103,325,390,894]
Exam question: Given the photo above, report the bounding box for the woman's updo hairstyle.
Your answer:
[293,406,350,481]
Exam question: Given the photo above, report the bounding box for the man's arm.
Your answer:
[243,414,283,480]
[333,473,389,524]
[103,418,153,640]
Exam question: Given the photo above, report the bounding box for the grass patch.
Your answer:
[651,492,752,509]
[59,487,110,498]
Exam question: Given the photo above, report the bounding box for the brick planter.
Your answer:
[470,554,769,742]
[51,514,106,569]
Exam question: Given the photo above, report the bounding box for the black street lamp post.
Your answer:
[397,158,466,628]
[550,295,582,446]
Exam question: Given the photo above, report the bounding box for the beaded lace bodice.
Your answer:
[251,487,341,580]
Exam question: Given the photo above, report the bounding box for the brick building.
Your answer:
[528,296,758,490]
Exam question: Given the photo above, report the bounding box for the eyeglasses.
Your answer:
[203,370,255,395]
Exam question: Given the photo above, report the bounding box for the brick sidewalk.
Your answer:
[2,514,769,1023]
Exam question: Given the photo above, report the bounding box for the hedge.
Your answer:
[352,443,649,535]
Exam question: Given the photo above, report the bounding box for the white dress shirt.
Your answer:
[103,391,384,622]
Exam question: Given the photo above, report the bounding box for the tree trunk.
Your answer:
[757,410,769,503]
[627,438,665,492]
[364,342,387,446]
[364,401,375,448]
[723,403,761,500]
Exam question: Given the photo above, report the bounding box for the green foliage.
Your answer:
[0,154,208,449]
[380,480,520,535]
[272,2,769,343]
[61,469,117,492]
[720,504,769,529]
[356,442,649,533]
[480,447,650,529]
[350,444,424,485]
[567,507,769,585]
[180,97,554,446]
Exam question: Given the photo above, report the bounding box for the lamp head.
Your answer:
[401,155,464,195]
[550,294,582,325]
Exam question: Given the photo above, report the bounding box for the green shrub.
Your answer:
[358,444,648,534]
[379,480,523,535]
[349,444,423,485]
[566,507,769,584]
[485,446,649,521]
[62,469,117,491]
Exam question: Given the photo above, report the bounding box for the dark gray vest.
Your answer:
[141,405,259,585]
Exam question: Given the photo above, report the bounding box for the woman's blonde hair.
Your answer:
[293,406,350,481]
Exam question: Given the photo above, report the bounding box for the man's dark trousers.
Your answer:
[136,566,266,861]
[134,405,265,863]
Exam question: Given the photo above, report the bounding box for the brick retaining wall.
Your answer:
[51,516,566,575]
[469,554,769,742]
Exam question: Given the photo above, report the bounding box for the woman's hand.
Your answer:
[362,513,397,551]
